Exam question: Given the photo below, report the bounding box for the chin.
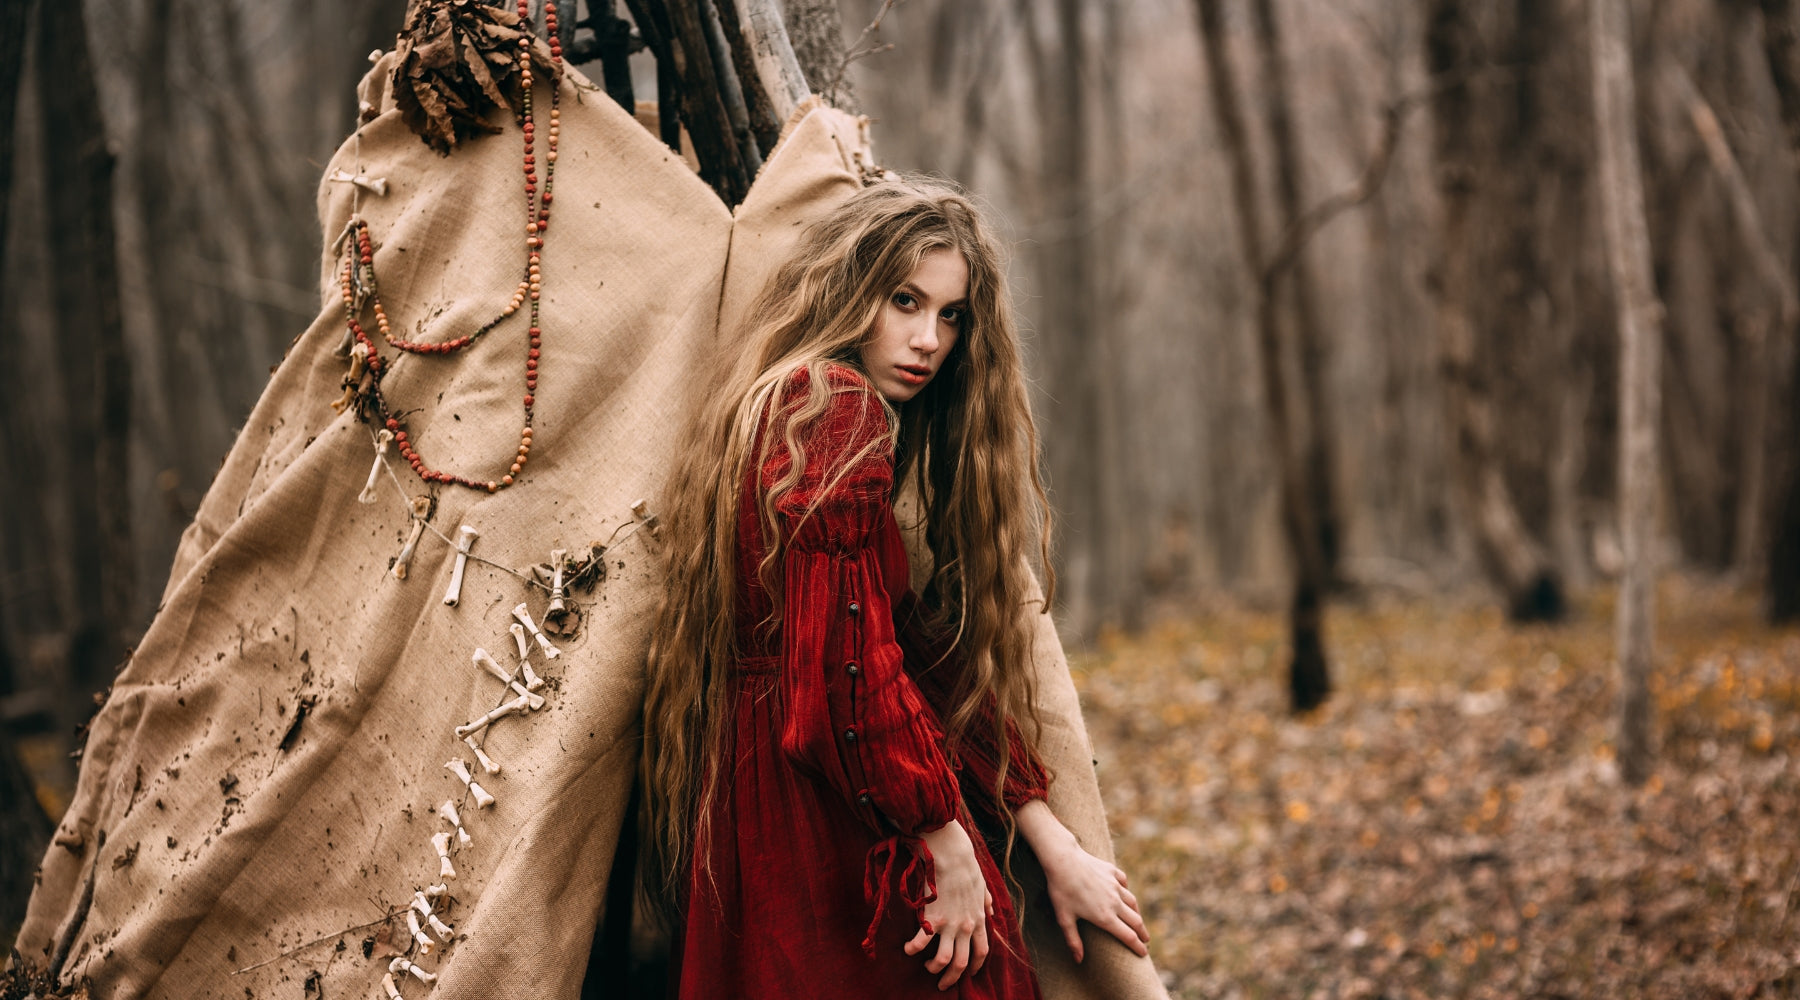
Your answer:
[877,379,923,404]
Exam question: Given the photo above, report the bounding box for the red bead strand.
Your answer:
[338,7,562,495]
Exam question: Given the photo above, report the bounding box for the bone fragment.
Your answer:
[327,168,390,197]
[445,757,498,807]
[390,956,437,985]
[442,525,479,606]
[464,735,501,775]
[360,429,394,504]
[454,694,531,742]
[631,498,662,538]
[331,344,371,414]
[392,496,432,580]
[437,798,472,847]
[431,831,456,879]
[471,648,543,708]
[411,892,456,942]
[381,972,403,999]
[508,623,545,690]
[424,883,448,899]
[511,603,560,660]
[406,908,433,954]
[548,548,569,613]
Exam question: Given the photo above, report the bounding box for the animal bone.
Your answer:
[412,891,455,942]
[445,757,498,807]
[442,525,479,606]
[392,496,432,580]
[436,799,471,846]
[424,882,448,899]
[430,831,456,879]
[631,498,662,538]
[471,648,543,708]
[359,429,394,504]
[509,623,544,690]
[511,604,561,660]
[326,168,389,197]
[453,694,531,743]
[464,735,501,775]
[389,956,437,985]
[331,343,371,414]
[426,911,453,942]
[381,972,403,1000]
[548,548,569,613]
[406,907,433,954]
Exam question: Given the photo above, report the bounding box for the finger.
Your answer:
[1105,914,1150,957]
[1060,915,1084,964]
[971,918,990,979]
[938,930,971,990]
[1123,903,1150,944]
[1120,886,1141,912]
[1114,866,1129,887]
[928,925,956,974]
[905,926,934,957]
[984,889,994,918]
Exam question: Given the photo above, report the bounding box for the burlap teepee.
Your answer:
[14,55,1168,1000]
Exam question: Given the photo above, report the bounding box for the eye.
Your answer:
[939,306,964,326]
[892,291,918,309]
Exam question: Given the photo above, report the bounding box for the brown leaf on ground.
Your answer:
[1083,577,1800,999]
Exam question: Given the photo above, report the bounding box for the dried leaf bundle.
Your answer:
[392,0,555,154]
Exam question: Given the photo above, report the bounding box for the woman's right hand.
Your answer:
[907,819,992,990]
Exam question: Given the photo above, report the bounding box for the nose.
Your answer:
[907,313,940,356]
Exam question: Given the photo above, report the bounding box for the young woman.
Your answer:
[641,180,1148,997]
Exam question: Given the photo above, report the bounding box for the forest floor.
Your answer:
[1083,576,1800,1000]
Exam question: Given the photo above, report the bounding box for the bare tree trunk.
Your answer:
[783,0,849,109]
[1592,0,1659,787]
[1425,0,1567,623]
[37,0,134,696]
[1758,0,1800,621]
[1250,0,1345,588]
[1021,0,1127,643]
[0,0,28,278]
[1195,0,1330,711]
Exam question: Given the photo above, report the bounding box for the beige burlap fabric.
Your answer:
[16,57,1167,1000]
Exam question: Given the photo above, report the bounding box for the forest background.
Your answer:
[2,0,1799,996]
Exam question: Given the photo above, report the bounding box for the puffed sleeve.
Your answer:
[895,591,1050,832]
[766,368,962,840]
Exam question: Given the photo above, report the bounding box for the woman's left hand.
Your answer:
[1014,800,1150,962]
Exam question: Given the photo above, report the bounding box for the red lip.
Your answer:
[896,364,930,385]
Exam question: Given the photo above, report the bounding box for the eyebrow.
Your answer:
[897,281,967,308]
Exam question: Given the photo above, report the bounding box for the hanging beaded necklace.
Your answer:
[339,0,564,494]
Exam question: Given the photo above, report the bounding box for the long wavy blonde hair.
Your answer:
[640,179,1053,909]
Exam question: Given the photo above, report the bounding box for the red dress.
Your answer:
[676,364,1048,998]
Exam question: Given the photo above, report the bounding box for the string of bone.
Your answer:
[371,424,650,590]
[336,86,666,988]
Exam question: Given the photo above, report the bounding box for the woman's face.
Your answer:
[859,248,968,403]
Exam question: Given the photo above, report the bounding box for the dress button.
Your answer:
[846,661,860,677]
[844,728,858,743]
[847,602,860,616]
[857,792,872,807]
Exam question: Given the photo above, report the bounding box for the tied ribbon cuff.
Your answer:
[861,834,937,957]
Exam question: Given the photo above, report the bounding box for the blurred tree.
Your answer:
[1250,0,1346,591]
[1195,0,1331,712]
[1424,0,1569,623]
[1592,0,1659,786]
[1759,0,1800,623]
[1021,0,1129,643]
